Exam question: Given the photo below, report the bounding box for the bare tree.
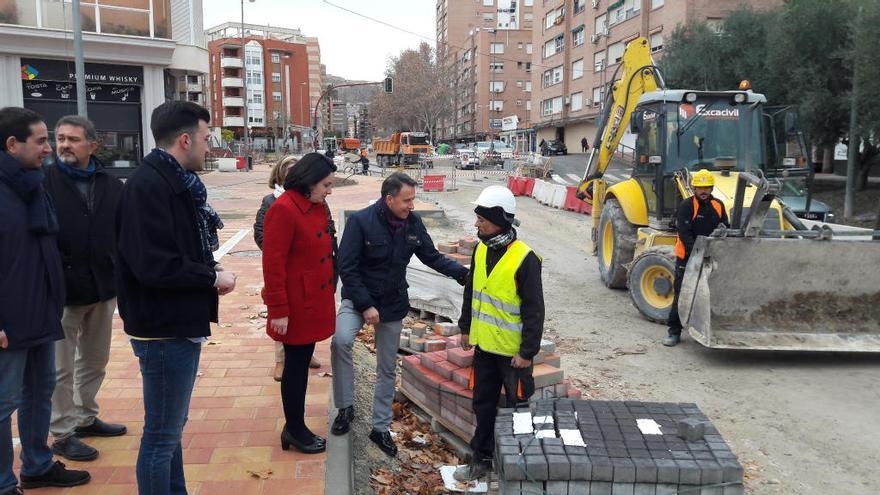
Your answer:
[369,43,453,142]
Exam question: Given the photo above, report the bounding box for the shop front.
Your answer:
[21,58,144,172]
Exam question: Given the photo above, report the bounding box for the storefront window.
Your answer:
[29,0,170,38]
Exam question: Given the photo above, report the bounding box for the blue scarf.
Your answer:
[152,149,224,262]
[0,152,59,235]
[55,156,97,180]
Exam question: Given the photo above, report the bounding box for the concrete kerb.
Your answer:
[324,394,353,495]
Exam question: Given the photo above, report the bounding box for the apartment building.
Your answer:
[531,0,781,149]
[0,0,208,173]
[436,0,536,148]
[205,23,321,150]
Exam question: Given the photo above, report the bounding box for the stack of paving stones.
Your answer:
[494,400,745,495]
[436,237,478,265]
[398,341,583,440]
[400,321,464,354]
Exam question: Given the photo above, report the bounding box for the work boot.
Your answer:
[51,436,99,461]
[663,334,681,347]
[75,418,127,437]
[19,461,90,488]
[331,406,355,436]
[453,459,492,482]
[368,429,397,457]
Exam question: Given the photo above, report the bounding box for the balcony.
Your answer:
[220,57,243,69]
[221,77,243,87]
[223,116,244,127]
[223,97,244,107]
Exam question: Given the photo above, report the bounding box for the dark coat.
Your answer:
[115,150,218,339]
[676,195,729,261]
[338,202,469,322]
[44,159,123,306]
[0,152,65,350]
[253,193,275,250]
[262,190,336,345]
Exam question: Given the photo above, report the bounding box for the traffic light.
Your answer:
[383,77,393,94]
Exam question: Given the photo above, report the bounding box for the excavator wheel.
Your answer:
[596,198,636,289]
[628,247,677,323]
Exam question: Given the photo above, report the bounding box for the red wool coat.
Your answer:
[262,190,336,345]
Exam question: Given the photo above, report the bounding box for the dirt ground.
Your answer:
[348,174,878,495]
[811,180,880,228]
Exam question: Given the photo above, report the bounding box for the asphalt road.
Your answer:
[541,152,632,186]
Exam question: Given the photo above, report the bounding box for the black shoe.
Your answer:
[663,334,681,347]
[75,418,127,438]
[281,428,326,454]
[368,429,397,457]
[331,406,354,436]
[51,436,99,462]
[19,461,90,489]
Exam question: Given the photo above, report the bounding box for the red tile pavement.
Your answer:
[9,164,436,494]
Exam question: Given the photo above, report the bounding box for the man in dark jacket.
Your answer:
[0,107,90,494]
[665,169,729,347]
[44,116,126,462]
[116,101,236,494]
[454,185,544,482]
[330,172,468,457]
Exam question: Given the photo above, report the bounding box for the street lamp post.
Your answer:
[240,0,254,156]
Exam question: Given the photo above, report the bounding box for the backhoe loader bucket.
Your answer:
[678,236,880,352]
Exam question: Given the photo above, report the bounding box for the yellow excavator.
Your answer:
[577,37,880,351]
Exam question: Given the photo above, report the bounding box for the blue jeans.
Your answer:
[131,339,201,495]
[0,342,56,493]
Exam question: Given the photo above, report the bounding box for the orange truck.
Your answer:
[337,137,361,152]
[373,132,431,167]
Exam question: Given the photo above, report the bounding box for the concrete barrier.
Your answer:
[216,158,238,172]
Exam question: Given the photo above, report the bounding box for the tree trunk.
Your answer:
[822,145,835,173]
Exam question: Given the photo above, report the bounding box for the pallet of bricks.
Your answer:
[398,339,582,441]
[436,236,478,266]
[494,399,745,495]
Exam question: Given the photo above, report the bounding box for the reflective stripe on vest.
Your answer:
[674,197,724,260]
[469,240,533,357]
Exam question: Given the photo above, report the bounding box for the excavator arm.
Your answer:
[577,37,663,201]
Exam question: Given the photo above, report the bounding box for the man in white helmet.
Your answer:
[454,185,545,482]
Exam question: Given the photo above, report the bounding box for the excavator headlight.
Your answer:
[684,92,698,103]
[733,93,746,103]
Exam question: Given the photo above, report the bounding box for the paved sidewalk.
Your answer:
[10,164,432,495]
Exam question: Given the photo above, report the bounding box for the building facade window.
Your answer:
[542,65,564,88]
[573,0,586,14]
[489,100,503,111]
[526,100,531,111]
[650,32,664,53]
[572,59,584,79]
[608,41,625,64]
[544,6,565,30]
[541,96,563,116]
[489,62,504,72]
[573,26,585,46]
[483,0,493,5]
[272,72,281,82]
[543,35,564,58]
[570,92,583,111]
[525,81,532,92]
[482,13,494,23]
[490,43,505,54]
[594,50,606,71]
[272,92,282,101]
[526,43,533,54]
[271,53,280,64]
[489,81,505,92]
[595,14,607,36]
[246,70,263,86]
[652,0,664,8]
[608,0,640,27]
[593,86,604,106]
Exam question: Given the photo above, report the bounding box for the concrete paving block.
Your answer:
[546,481,569,495]
[544,354,562,368]
[654,459,679,484]
[433,322,460,336]
[545,445,567,456]
[424,339,446,352]
[589,481,613,495]
[565,445,588,457]
[676,460,701,485]
[653,484,678,495]
[611,483,635,495]
[502,454,527,481]
[633,483,656,495]
[438,241,458,254]
[611,458,636,483]
[540,339,556,354]
[568,455,591,480]
[459,237,479,250]
[721,484,745,495]
[499,444,521,456]
[411,322,428,337]
[499,480,523,495]
[590,457,613,482]
[568,481,589,495]
[533,364,565,389]
[699,487,723,495]
[525,454,549,481]
[717,458,744,483]
[446,346,474,368]
[411,337,426,351]
[546,454,570,480]
[697,460,723,485]
[434,360,459,380]
[632,457,658,483]
[399,336,410,348]
[677,418,707,442]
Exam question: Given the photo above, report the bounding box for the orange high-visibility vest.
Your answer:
[674,197,723,260]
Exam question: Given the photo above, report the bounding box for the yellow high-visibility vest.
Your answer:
[469,240,534,357]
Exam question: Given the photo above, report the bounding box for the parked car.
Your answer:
[454,149,480,170]
[541,140,568,156]
[474,141,514,168]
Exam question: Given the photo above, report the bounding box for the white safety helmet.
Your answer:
[472,185,517,215]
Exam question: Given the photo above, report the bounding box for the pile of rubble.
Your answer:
[399,339,581,440]
[494,399,745,495]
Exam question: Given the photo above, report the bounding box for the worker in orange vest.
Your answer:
[666,169,729,347]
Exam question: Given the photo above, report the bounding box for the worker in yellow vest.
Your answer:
[666,169,729,347]
[453,185,544,482]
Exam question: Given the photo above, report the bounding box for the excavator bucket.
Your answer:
[678,236,880,352]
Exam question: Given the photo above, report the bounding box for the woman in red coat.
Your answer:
[262,153,337,454]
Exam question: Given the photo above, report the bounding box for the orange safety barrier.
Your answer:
[422,175,446,192]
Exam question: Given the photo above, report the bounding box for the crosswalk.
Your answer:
[549,172,626,186]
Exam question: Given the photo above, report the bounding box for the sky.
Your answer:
[203,0,436,81]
